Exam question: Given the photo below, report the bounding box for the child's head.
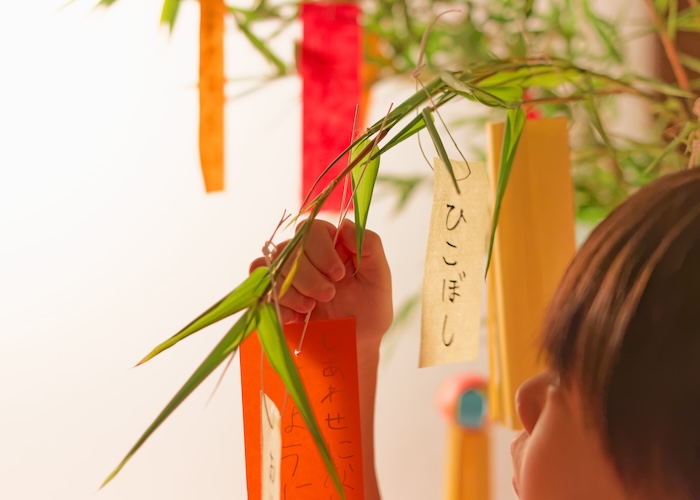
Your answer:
[512,167,700,499]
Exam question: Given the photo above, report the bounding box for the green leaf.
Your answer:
[376,174,426,213]
[475,85,523,106]
[160,0,181,33]
[97,0,120,6]
[485,108,527,278]
[440,71,522,108]
[632,75,696,98]
[643,122,696,174]
[479,66,585,90]
[655,0,670,13]
[675,5,700,32]
[232,13,287,76]
[680,53,700,74]
[523,0,535,17]
[256,304,344,499]
[422,108,461,195]
[102,308,258,488]
[137,267,270,365]
[377,114,426,157]
[583,1,623,62]
[668,0,678,40]
[350,137,381,268]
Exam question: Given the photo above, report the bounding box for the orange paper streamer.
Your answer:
[240,317,365,499]
[199,0,225,192]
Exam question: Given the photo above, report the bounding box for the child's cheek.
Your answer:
[510,431,528,497]
[515,408,575,500]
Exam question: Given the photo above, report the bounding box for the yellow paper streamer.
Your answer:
[487,117,576,429]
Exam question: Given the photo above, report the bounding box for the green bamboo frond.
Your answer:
[351,138,381,268]
[160,0,180,32]
[643,122,697,174]
[422,107,460,194]
[102,308,258,488]
[137,267,270,365]
[256,304,345,498]
[485,107,527,278]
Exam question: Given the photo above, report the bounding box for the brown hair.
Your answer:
[542,167,700,499]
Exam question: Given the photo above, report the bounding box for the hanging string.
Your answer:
[295,105,360,357]
[412,10,472,181]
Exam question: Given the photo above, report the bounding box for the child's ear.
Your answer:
[515,372,552,435]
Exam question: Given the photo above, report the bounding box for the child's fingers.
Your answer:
[337,219,385,260]
[287,252,337,302]
[250,256,318,311]
[249,256,268,274]
[276,280,317,314]
[279,305,304,324]
[299,220,346,282]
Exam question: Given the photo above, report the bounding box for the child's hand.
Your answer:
[250,218,390,498]
[249,219,393,349]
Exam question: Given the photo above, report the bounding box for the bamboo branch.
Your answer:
[643,0,691,94]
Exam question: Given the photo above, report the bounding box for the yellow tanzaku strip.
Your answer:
[486,117,576,429]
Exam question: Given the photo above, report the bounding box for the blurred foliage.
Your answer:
[98,0,700,221]
[221,0,698,223]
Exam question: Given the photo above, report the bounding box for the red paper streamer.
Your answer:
[301,2,362,212]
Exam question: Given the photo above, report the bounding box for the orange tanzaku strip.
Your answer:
[240,317,365,500]
[199,0,225,192]
[486,117,576,429]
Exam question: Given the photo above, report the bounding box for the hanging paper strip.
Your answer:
[486,117,576,429]
[301,2,362,211]
[199,0,225,192]
[419,159,489,368]
[240,317,365,500]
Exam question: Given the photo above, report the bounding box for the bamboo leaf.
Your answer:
[474,86,523,107]
[583,1,623,63]
[523,0,535,17]
[633,75,696,98]
[351,138,381,268]
[137,267,270,365]
[102,308,258,488]
[376,174,427,213]
[256,304,344,499]
[680,53,700,74]
[233,14,287,76]
[675,5,700,31]
[668,0,678,40]
[643,122,696,174]
[485,108,527,278]
[160,0,181,33]
[441,71,522,107]
[479,66,592,90]
[440,71,490,104]
[422,108,461,195]
[377,114,426,157]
